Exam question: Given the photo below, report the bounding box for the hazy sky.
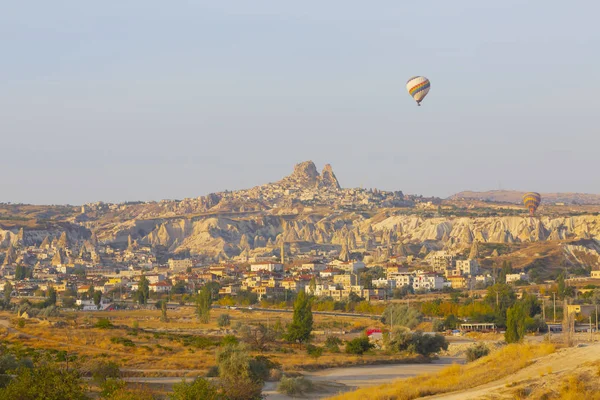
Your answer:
[2,1,599,205]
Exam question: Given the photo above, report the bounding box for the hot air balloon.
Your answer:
[406,76,430,106]
[523,192,541,216]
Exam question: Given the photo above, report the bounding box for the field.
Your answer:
[0,307,416,377]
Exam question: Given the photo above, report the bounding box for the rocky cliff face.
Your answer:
[98,211,600,267]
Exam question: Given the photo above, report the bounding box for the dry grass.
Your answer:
[329,342,556,400]
[500,360,600,400]
[0,308,391,375]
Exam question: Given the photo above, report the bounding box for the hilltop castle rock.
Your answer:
[277,161,340,190]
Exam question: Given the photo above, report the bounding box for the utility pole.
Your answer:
[553,293,556,323]
[590,316,593,342]
[496,291,500,308]
[542,298,546,321]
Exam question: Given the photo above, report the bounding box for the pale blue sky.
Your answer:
[1,1,598,204]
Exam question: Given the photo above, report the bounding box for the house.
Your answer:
[455,259,479,276]
[301,262,326,272]
[149,281,172,293]
[76,298,112,311]
[372,278,397,290]
[591,270,600,279]
[506,273,528,284]
[566,304,597,318]
[219,284,240,296]
[447,275,469,289]
[329,260,365,273]
[428,251,455,272]
[333,274,357,288]
[413,273,444,291]
[168,259,193,272]
[250,262,284,273]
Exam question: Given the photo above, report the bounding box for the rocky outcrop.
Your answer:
[320,164,341,189]
[277,161,341,190]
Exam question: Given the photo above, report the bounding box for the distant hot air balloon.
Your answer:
[523,192,541,216]
[406,76,431,106]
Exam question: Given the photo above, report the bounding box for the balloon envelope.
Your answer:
[406,76,431,105]
[523,192,541,216]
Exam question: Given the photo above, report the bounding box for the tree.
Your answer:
[217,344,263,400]
[137,275,149,305]
[3,282,13,309]
[196,286,212,324]
[87,285,95,300]
[284,290,313,344]
[386,328,448,356]
[505,303,526,343]
[0,364,88,399]
[217,314,230,327]
[345,336,373,355]
[46,287,57,307]
[156,300,168,322]
[240,324,275,352]
[93,291,102,309]
[382,304,423,329]
[171,281,187,295]
[170,377,222,400]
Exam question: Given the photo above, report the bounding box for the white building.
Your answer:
[413,273,444,291]
[149,281,172,293]
[76,298,112,311]
[506,273,528,284]
[250,262,284,273]
[372,278,397,290]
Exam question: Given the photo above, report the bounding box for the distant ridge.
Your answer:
[449,190,600,205]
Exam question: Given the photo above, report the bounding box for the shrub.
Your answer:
[170,377,222,400]
[217,314,231,327]
[277,376,314,396]
[387,328,448,356]
[382,304,423,329]
[306,344,324,360]
[325,335,343,353]
[466,343,490,362]
[345,336,374,355]
[95,318,114,329]
[221,334,239,346]
[205,365,220,377]
[110,337,135,347]
[91,360,121,384]
[17,319,25,329]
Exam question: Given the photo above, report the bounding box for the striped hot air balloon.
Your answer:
[406,76,431,106]
[523,192,541,216]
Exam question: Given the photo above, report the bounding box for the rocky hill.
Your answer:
[450,190,600,205]
[2,162,600,279]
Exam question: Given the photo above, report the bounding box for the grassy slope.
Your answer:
[329,342,555,400]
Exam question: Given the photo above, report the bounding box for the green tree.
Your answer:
[137,275,149,305]
[3,282,13,309]
[87,285,95,300]
[196,286,212,324]
[345,336,373,355]
[505,303,527,343]
[217,314,230,327]
[93,291,102,309]
[284,290,313,344]
[382,304,423,329]
[46,287,57,307]
[0,364,88,399]
[170,377,222,400]
[217,344,263,400]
